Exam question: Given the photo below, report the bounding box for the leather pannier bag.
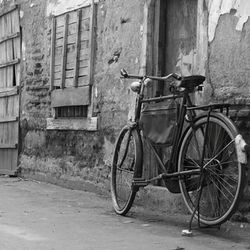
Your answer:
[139,100,178,146]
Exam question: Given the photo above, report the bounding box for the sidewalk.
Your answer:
[0,176,249,250]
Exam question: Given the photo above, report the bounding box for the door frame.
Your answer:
[139,0,208,93]
[138,0,208,182]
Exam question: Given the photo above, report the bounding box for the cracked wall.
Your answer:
[208,0,250,42]
[207,0,250,214]
[207,0,250,101]
[0,0,248,212]
[0,0,145,188]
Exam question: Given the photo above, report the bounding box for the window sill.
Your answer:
[46,117,98,131]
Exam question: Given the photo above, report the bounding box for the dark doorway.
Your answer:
[144,0,198,186]
[156,0,198,95]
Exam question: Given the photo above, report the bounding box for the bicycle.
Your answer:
[110,68,248,229]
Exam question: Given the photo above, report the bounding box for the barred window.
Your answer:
[55,106,88,118]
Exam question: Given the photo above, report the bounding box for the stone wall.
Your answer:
[5,0,145,189]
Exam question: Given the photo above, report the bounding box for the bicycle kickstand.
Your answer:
[182,176,204,237]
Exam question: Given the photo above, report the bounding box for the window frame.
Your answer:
[47,1,97,131]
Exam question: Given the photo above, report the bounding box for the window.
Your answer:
[55,106,88,118]
[47,2,97,131]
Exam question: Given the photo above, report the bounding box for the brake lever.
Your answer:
[120,68,128,78]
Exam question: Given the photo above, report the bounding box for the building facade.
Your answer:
[0,0,249,218]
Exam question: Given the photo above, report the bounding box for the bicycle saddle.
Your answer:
[179,75,205,91]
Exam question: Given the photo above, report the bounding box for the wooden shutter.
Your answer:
[0,5,21,174]
[50,2,96,108]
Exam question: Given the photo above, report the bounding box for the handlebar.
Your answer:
[120,68,182,81]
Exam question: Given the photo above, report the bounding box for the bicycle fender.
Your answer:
[191,112,237,130]
[189,112,248,164]
[235,134,248,164]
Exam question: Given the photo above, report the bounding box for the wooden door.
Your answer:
[0,6,21,175]
[164,0,197,78]
[154,0,198,95]
[143,0,198,184]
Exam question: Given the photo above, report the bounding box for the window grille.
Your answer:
[55,105,88,118]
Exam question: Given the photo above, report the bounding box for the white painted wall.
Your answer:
[208,0,250,42]
[47,0,98,16]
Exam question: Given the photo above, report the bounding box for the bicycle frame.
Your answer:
[131,77,231,185]
[112,69,247,229]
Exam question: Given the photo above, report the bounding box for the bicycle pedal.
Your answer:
[133,178,148,187]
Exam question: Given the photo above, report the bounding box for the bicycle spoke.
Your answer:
[184,156,201,168]
[220,147,235,164]
[205,183,223,218]
[203,140,234,169]
[206,158,239,185]
[206,174,234,202]
[206,169,237,196]
[207,166,237,187]
[179,116,244,225]
[118,131,132,169]
[189,177,222,217]
[194,134,203,158]
[117,167,134,174]
[206,182,217,215]
[192,183,228,218]
[116,178,133,188]
[208,160,236,168]
[211,123,223,156]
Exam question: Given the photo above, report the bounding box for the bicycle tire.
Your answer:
[111,126,143,215]
[178,113,246,226]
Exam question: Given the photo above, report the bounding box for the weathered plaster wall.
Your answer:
[165,0,197,77]
[207,0,250,100]
[208,0,250,42]
[206,0,250,219]
[0,0,249,218]
[47,0,93,16]
[0,0,145,188]
[94,0,144,131]
[209,13,250,100]
[19,0,50,130]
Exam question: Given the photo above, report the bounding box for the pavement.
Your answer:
[0,176,250,250]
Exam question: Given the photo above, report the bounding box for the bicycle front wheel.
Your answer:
[111,126,143,215]
[178,114,246,226]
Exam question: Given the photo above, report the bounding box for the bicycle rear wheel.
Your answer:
[178,114,246,226]
[111,126,143,215]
